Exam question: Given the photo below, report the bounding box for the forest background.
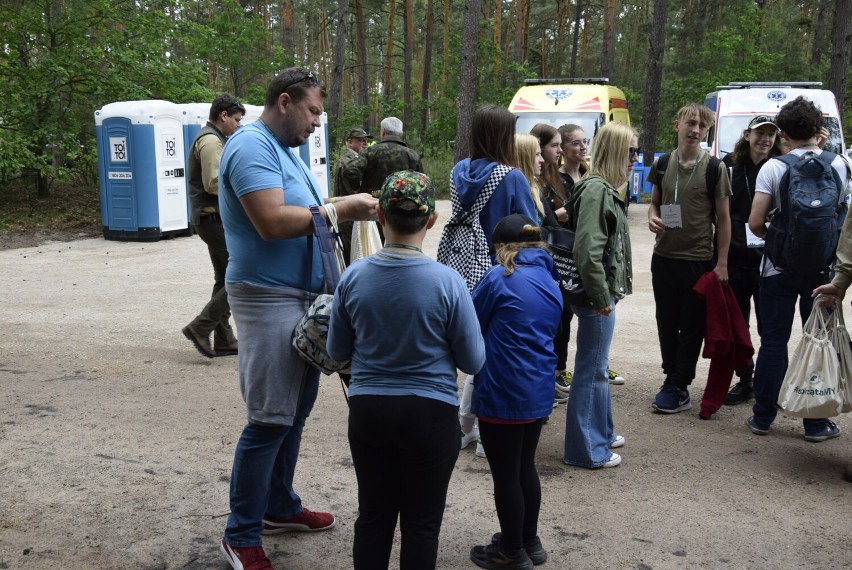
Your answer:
[0,0,850,234]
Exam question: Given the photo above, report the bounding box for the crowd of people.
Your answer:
[181,68,850,570]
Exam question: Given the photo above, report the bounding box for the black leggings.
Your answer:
[348,395,460,570]
[478,419,544,551]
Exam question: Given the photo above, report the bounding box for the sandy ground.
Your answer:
[1,202,850,570]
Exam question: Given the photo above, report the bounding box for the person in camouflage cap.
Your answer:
[379,170,435,217]
[342,117,424,198]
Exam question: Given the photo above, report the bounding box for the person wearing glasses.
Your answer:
[182,93,245,359]
[647,104,732,414]
[562,122,635,469]
[721,116,782,406]
[217,68,378,570]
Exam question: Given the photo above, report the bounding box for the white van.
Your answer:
[704,82,846,158]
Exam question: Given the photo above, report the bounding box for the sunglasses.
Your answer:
[281,70,319,92]
[629,147,641,158]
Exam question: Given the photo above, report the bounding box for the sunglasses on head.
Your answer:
[281,70,319,92]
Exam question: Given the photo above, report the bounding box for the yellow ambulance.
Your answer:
[509,78,631,151]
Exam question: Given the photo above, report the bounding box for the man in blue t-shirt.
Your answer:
[218,67,377,570]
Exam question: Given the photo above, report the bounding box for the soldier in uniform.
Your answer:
[342,117,424,197]
[333,128,371,261]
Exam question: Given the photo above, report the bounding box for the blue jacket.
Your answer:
[451,158,538,251]
[471,248,563,420]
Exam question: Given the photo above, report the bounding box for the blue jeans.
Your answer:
[751,272,830,434]
[564,298,617,467]
[224,378,320,547]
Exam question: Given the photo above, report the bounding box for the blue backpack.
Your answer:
[764,151,847,274]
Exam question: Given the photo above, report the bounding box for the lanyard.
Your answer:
[257,119,323,206]
[673,151,701,204]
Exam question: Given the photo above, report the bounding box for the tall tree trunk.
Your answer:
[403,0,413,129]
[281,0,295,58]
[455,0,482,163]
[442,0,450,92]
[601,0,617,79]
[810,0,828,67]
[354,0,369,115]
[828,0,852,114]
[513,0,528,68]
[641,0,670,166]
[570,0,584,77]
[494,0,503,83]
[329,0,350,124]
[384,1,396,98]
[421,0,434,133]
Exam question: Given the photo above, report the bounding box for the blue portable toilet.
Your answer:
[95,100,190,241]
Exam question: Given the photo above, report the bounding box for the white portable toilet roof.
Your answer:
[94,100,184,126]
[178,103,212,126]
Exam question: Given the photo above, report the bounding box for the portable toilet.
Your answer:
[95,100,190,241]
[297,113,331,199]
[242,104,263,126]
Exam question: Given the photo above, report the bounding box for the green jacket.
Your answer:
[342,135,423,195]
[566,174,633,309]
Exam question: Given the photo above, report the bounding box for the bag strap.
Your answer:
[307,205,342,293]
[448,164,512,222]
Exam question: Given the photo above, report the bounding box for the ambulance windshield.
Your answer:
[716,116,843,157]
[515,113,606,153]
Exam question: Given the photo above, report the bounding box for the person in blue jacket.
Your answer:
[469,214,562,570]
[454,104,539,459]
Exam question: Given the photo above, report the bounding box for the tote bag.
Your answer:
[350,220,383,263]
[777,297,844,418]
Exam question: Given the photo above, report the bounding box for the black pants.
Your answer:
[554,288,575,371]
[348,395,459,570]
[191,216,235,342]
[728,265,760,378]
[651,254,714,389]
[479,419,544,551]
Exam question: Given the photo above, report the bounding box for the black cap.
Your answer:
[491,214,542,249]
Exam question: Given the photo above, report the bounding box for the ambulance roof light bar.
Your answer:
[524,77,610,85]
[715,81,824,90]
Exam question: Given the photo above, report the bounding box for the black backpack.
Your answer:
[764,151,848,274]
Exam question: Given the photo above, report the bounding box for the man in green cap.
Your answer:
[333,127,372,260]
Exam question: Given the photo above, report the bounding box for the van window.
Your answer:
[716,116,843,158]
[515,112,606,152]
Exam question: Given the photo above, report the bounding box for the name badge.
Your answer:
[746,223,765,248]
[661,204,683,229]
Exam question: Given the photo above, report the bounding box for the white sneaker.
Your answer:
[602,453,622,468]
[461,429,480,449]
[609,435,625,448]
[608,369,625,385]
[475,440,487,458]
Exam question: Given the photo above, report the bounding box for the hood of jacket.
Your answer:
[452,158,500,209]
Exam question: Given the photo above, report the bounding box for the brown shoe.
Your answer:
[214,339,238,357]
[182,325,214,358]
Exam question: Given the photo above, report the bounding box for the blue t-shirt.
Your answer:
[327,251,485,405]
[219,122,324,291]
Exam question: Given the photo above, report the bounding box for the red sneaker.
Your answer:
[262,508,337,535]
[220,539,275,570]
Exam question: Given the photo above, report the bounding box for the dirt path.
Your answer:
[1,202,849,569]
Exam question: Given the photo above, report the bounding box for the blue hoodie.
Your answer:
[471,248,563,421]
[451,158,538,251]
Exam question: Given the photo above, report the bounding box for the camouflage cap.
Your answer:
[346,128,372,139]
[379,171,435,216]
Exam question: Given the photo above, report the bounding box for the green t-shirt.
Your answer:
[648,150,731,261]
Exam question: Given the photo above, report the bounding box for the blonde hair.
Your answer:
[513,133,546,217]
[588,122,636,189]
[676,103,715,128]
[494,240,549,275]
